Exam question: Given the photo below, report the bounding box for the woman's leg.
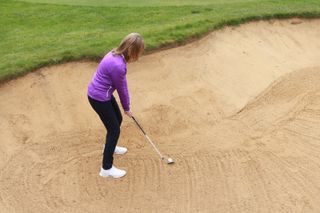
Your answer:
[111,96,123,126]
[88,96,120,170]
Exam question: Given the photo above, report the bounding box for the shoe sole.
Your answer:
[114,150,127,155]
[102,150,127,155]
[99,172,126,179]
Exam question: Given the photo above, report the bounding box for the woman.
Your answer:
[87,33,144,178]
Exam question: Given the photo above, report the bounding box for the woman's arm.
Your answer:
[110,65,130,112]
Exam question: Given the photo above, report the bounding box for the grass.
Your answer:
[1,0,320,82]
[15,0,269,7]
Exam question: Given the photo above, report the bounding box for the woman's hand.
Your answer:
[125,110,133,118]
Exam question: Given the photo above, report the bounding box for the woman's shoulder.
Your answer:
[102,51,126,72]
[103,51,125,63]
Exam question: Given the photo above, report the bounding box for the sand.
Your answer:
[1,18,320,213]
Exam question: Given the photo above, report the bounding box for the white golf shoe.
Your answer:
[114,146,128,155]
[99,166,126,178]
[102,145,128,155]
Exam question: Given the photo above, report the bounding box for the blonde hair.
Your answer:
[113,33,144,62]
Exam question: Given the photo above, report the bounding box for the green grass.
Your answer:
[15,0,269,7]
[1,0,320,82]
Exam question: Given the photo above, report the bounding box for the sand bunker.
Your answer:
[1,19,320,212]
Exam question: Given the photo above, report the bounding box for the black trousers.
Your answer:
[88,95,123,170]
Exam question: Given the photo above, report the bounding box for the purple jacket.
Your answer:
[87,51,130,111]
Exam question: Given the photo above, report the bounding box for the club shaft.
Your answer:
[132,116,164,159]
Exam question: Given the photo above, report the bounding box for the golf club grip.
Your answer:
[132,116,146,135]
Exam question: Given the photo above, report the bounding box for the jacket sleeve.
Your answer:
[110,65,130,111]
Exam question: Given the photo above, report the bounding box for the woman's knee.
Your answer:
[110,126,121,137]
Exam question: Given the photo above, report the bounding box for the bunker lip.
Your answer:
[1,17,319,86]
[1,18,320,212]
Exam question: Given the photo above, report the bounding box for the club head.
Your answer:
[165,157,174,164]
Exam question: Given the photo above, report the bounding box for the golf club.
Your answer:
[132,116,174,164]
